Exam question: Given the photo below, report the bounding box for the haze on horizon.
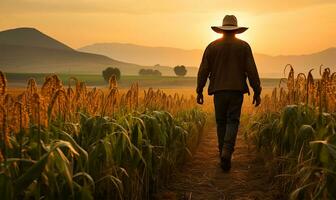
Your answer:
[1,0,336,56]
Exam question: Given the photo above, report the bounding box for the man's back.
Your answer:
[196,15,262,172]
[196,37,261,96]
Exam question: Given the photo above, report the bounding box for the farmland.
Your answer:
[1,65,336,199]
[4,72,280,90]
[248,65,336,199]
[0,71,207,199]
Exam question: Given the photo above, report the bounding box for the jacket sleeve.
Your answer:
[245,44,262,95]
[196,46,211,94]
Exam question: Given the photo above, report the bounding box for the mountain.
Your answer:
[0,27,73,51]
[79,43,202,67]
[80,43,336,77]
[1,28,334,77]
[254,48,336,77]
[78,42,200,76]
[0,28,179,75]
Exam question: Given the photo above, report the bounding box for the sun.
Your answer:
[236,33,249,41]
[209,31,249,42]
[208,26,250,42]
[210,31,222,41]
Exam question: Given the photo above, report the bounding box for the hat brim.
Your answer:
[211,26,248,34]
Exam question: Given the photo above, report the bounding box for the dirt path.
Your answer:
[156,127,279,200]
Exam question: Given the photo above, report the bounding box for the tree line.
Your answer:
[102,65,188,81]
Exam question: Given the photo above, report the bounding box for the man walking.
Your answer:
[196,15,261,171]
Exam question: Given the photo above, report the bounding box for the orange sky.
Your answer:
[1,0,335,55]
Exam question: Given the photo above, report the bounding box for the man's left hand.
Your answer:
[253,94,261,107]
[197,94,204,105]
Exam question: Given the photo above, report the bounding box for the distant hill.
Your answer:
[1,28,334,77]
[255,48,336,77]
[0,27,73,51]
[0,28,195,76]
[80,42,336,77]
[79,43,202,67]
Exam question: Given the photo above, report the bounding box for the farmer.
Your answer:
[196,15,261,171]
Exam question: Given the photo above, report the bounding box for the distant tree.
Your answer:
[139,69,145,75]
[174,65,187,77]
[138,69,162,76]
[102,67,121,82]
[153,70,162,76]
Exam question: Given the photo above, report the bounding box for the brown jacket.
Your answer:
[196,37,261,95]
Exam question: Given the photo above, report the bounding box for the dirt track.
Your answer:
[156,127,279,200]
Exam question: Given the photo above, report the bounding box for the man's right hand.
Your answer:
[253,94,261,107]
[197,93,204,105]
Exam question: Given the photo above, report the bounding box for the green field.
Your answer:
[4,72,280,89]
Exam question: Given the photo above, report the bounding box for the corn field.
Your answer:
[248,65,336,199]
[261,64,336,113]
[0,71,206,199]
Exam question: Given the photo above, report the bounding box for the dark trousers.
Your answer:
[214,91,244,155]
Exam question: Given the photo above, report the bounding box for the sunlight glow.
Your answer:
[209,30,250,42]
[236,33,249,42]
[210,31,222,41]
[1,2,335,55]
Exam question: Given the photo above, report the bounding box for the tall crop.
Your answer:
[0,72,206,199]
[248,66,336,199]
[261,65,336,113]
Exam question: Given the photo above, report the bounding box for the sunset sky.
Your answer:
[1,0,335,55]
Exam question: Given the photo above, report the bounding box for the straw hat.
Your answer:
[211,15,248,34]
